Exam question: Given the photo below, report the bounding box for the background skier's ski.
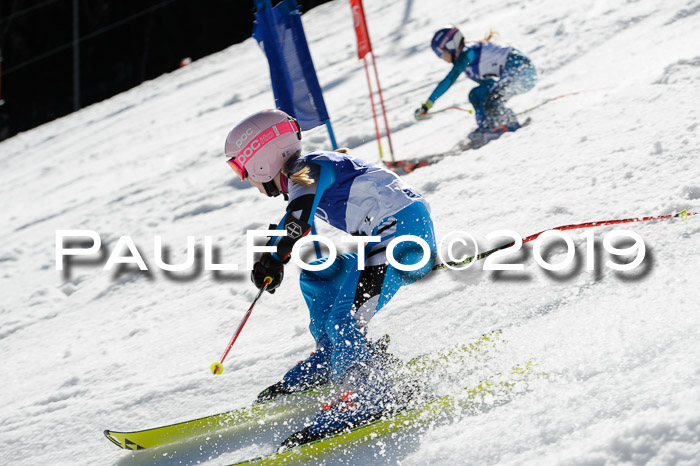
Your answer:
[385,118,532,174]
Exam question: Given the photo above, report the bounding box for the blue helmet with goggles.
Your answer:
[431,25,464,58]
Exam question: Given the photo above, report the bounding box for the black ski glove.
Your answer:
[251,253,284,293]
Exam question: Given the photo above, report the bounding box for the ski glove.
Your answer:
[414,100,433,120]
[251,253,284,293]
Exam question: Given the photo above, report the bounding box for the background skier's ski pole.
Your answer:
[211,277,272,375]
[427,105,474,116]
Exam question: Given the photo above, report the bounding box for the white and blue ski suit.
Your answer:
[428,42,537,131]
[267,150,436,387]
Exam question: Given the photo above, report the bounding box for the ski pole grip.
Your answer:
[263,276,273,286]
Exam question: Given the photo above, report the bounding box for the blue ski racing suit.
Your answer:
[259,150,436,396]
[427,42,537,133]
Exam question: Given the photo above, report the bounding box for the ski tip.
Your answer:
[104,430,124,449]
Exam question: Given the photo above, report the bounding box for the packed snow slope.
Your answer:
[1,0,699,464]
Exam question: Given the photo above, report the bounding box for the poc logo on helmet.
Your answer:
[239,139,262,162]
[236,128,255,148]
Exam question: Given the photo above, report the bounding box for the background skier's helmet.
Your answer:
[225,109,302,183]
[431,25,464,58]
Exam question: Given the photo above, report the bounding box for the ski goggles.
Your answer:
[226,116,301,180]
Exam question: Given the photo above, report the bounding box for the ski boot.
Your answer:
[281,359,395,448]
[257,334,401,403]
[467,120,521,148]
[467,119,521,146]
[256,334,333,403]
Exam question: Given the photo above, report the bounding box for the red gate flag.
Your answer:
[350,0,372,59]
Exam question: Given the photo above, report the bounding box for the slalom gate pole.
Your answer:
[362,56,384,159]
[434,210,694,271]
[324,119,338,150]
[211,277,272,375]
[369,51,395,161]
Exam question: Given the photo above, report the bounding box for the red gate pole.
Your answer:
[369,51,394,161]
[363,56,384,159]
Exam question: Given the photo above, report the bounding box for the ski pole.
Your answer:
[211,277,272,375]
[427,89,596,118]
[516,89,612,116]
[427,105,474,117]
[434,209,694,270]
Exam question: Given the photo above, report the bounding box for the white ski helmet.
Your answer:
[225,109,302,183]
[431,25,464,58]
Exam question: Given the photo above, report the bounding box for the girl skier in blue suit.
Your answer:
[415,26,537,145]
[224,109,436,446]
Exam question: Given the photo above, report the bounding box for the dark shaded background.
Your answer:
[0,0,333,142]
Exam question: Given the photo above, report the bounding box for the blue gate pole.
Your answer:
[325,120,338,150]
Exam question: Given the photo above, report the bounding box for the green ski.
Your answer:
[105,331,504,450]
[231,361,538,465]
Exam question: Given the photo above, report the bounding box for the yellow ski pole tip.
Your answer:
[211,362,224,375]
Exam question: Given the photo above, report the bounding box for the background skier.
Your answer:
[224,108,437,445]
[415,25,537,145]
